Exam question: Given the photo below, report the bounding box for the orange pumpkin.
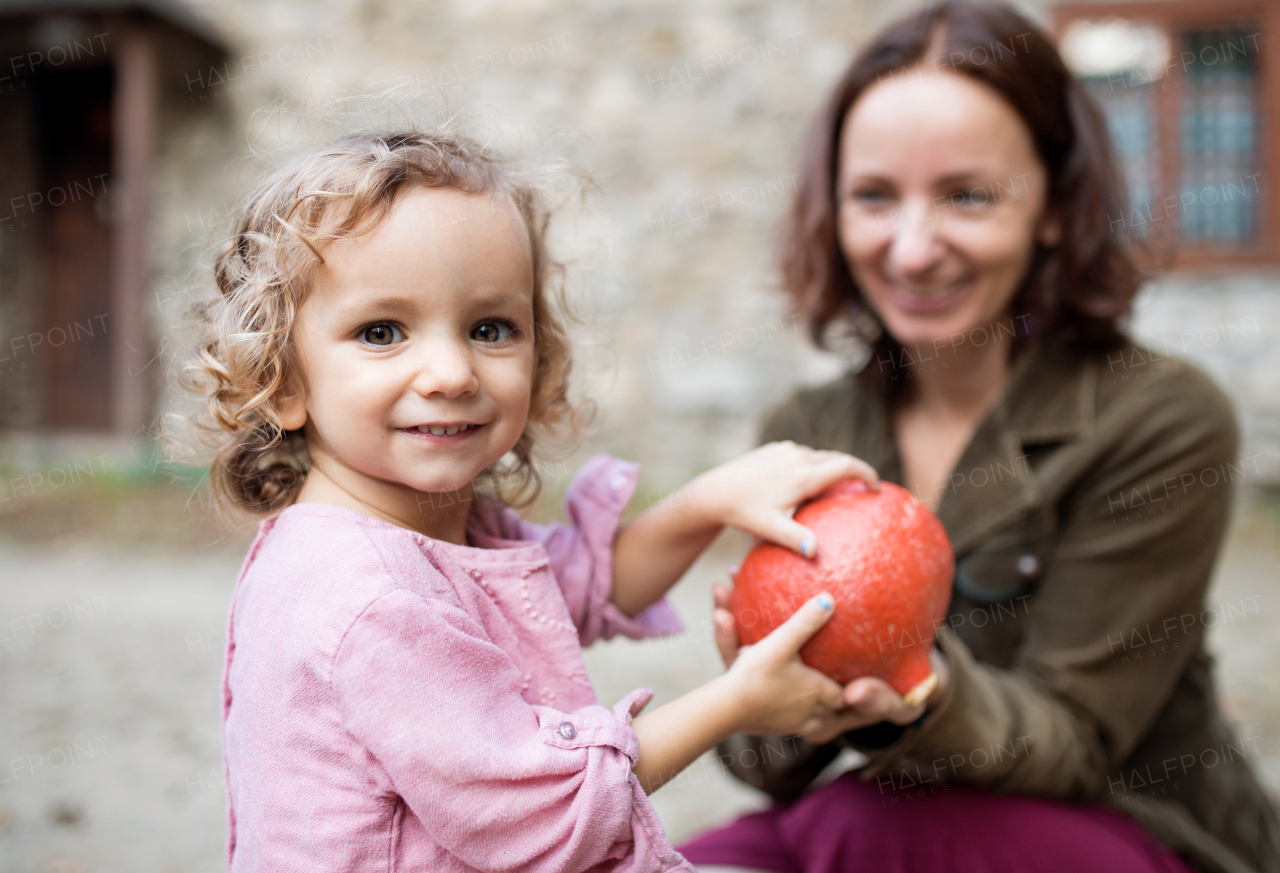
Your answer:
[730,480,954,703]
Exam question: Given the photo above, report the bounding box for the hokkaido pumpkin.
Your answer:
[730,480,954,705]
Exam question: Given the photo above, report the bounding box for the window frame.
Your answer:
[1053,0,1280,268]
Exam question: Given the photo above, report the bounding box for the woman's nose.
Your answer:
[888,199,944,275]
[411,337,479,399]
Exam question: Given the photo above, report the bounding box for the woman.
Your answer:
[679,3,1279,873]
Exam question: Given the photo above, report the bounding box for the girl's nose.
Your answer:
[887,199,944,276]
[411,337,479,399]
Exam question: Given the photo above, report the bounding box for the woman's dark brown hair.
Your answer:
[782,1,1141,394]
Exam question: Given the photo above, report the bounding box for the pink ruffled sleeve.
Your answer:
[502,454,685,647]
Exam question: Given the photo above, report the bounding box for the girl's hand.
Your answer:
[720,591,877,745]
[693,442,879,558]
[630,584,909,794]
[712,583,947,734]
[611,443,875,619]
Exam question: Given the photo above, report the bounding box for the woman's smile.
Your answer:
[884,277,973,313]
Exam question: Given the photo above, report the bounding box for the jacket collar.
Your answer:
[862,342,1099,556]
[1001,342,1099,447]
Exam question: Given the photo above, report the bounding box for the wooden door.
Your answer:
[33,66,114,429]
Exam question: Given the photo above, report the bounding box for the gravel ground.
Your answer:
[0,498,1275,872]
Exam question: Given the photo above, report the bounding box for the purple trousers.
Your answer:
[678,771,1195,873]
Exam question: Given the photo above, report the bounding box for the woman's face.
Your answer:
[836,70,1059,351]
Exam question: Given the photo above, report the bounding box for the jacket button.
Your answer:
[1016,554,1040,577]
[558,721,577,739]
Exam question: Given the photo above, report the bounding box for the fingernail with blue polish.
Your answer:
[801,535,816,558]
[815,592,834,610]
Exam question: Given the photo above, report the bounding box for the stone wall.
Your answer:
[1131,273,1280,483]
[146,0,1280,495]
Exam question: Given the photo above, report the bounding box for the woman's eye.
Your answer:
[361,323,403,346]
[948,189,988,208]
[849,188,892,207]
[472,321,514,344]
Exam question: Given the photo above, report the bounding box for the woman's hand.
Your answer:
[692,441,879,558]
[713,582,948,734]
[839,651,948,726]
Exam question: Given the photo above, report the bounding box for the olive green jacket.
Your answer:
[719,340,1279,873]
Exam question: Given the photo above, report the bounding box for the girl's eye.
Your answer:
[361,323,403,346]
[471,321,515,344]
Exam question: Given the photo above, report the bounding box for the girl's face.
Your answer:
[281,186,536,501]
[836,70,1060,350]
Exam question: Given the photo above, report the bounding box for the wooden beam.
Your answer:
[111,20,158,436]
[1264,2,1280,260]
[1054,1,1267,28]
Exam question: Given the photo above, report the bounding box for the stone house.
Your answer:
[0,0,1275,494]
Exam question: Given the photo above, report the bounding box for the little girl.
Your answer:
[185,130,881,872]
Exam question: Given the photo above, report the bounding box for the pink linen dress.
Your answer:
[221,454,695,872]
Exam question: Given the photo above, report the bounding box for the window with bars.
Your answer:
[1055,2,1279,267]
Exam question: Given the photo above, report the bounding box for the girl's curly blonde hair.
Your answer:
[181,130,582,516]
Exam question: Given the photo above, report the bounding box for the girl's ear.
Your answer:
[276,375,308,431]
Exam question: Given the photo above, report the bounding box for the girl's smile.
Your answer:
[399,422,485,442]
[276,185,537,542]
